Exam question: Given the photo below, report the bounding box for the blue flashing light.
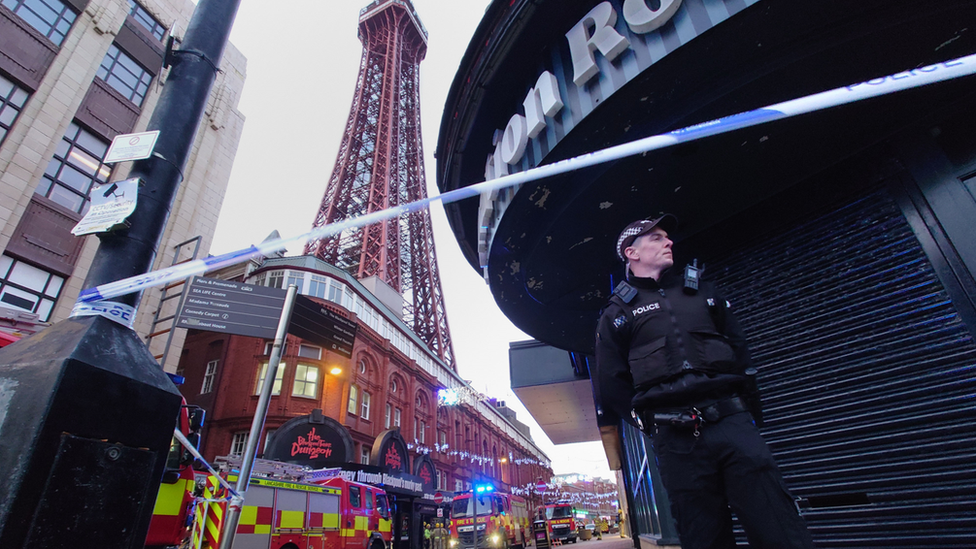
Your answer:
[167,372,186,386]
[438,388,461,406]
[474,484,494,493]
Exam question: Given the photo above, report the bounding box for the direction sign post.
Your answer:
[219,284,298,549]
[177,277,286,338]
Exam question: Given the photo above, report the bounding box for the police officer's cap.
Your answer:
[616,214,678,262]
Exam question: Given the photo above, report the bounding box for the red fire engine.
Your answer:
[543,503,578,544]
[145,400,206,547]
[449,487,529,549]
[214,459,393,549]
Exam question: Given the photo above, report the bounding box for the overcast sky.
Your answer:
[216,0,614,481]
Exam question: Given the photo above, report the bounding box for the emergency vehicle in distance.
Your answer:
[449,486,530,549]
[543,503,578,544]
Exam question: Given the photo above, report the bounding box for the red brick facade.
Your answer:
[177,293,551,504]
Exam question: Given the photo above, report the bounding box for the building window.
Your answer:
[267,271,284,289]
[126,0,165,40]
[37,123,111,213]
[455,479,464,492]
[394,407,401,428]
[436,470,442,490]
[286,272,304,293]
[0,254,64,321]
[390,378,398,393]
[263,430,276,452]
[385,403,391,429]
[359,359,367,374]
[97,44,153,106]
[0,74,28,146]
[230,432,247,456]
[263,341,274,355]
[348,385,358,415]
[293,364,318,398]
[298,344,321,360]
[361,391,371,420]
[201,359,218,394]
[309,275,328,298]
[256,363,284,395]
[327,280,343,304]
[2,0,77,46]
[415,420,426,443]
[361,445,371,465]
[439,430,447,446]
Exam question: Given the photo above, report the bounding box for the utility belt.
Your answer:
[633,396,748,436]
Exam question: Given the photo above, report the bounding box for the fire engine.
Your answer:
[145,400,206,547]
[543,503,578,544]
[449,486,529,549]
[204,457,393,549]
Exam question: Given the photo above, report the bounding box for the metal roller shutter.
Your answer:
[707,188,976,548]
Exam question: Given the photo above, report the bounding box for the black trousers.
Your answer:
[650,411,815,549]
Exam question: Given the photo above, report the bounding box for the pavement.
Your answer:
[557,534,680,549]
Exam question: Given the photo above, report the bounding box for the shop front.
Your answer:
[436,0,976,546]
[265,414,453,549]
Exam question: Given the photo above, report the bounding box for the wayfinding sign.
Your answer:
[289,295,358,358]
[177,277,286,338]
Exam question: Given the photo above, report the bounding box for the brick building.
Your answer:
[177,254,553,504]
[0,0,245,368]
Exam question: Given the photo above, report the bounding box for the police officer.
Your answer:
[594,214,814,549]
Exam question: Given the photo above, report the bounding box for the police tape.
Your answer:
[77,52,976,305]
[173,428,242,500]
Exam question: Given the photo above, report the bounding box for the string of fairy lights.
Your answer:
[510,482,619,507]
[405,440,552,469]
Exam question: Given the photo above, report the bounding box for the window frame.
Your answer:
[292,364,319,399]
[201,359,218,394]
[348,384,359,415]
[96,44,153,107]
[126,0,165,41]
[256,362,285,395]
[0,75,29,147]
[361,390,371,420]
[298,344,321,360]
[0,254,64,321]
[37,122,112,213]
[3,0,78,46]
[230,432,247,456]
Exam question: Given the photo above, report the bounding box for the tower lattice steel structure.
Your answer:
[305,0,455,369]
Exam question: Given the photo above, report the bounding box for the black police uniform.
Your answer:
[594,270,814,549]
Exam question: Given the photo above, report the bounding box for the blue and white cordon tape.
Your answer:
[75,53,976,311]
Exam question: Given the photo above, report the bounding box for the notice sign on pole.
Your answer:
[71,177,139,236]
[177,277,286,338]
[104,130,160,163]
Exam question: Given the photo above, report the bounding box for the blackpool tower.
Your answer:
[305,1,455,369]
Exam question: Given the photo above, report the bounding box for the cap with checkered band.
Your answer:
[616,214,678,262]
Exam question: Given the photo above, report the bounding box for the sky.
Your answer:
[215,1,615,481]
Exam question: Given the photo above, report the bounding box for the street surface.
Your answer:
[554,534,680,549]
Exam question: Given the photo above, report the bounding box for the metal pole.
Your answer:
[472,487,478,549]
[218,284,298,549]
